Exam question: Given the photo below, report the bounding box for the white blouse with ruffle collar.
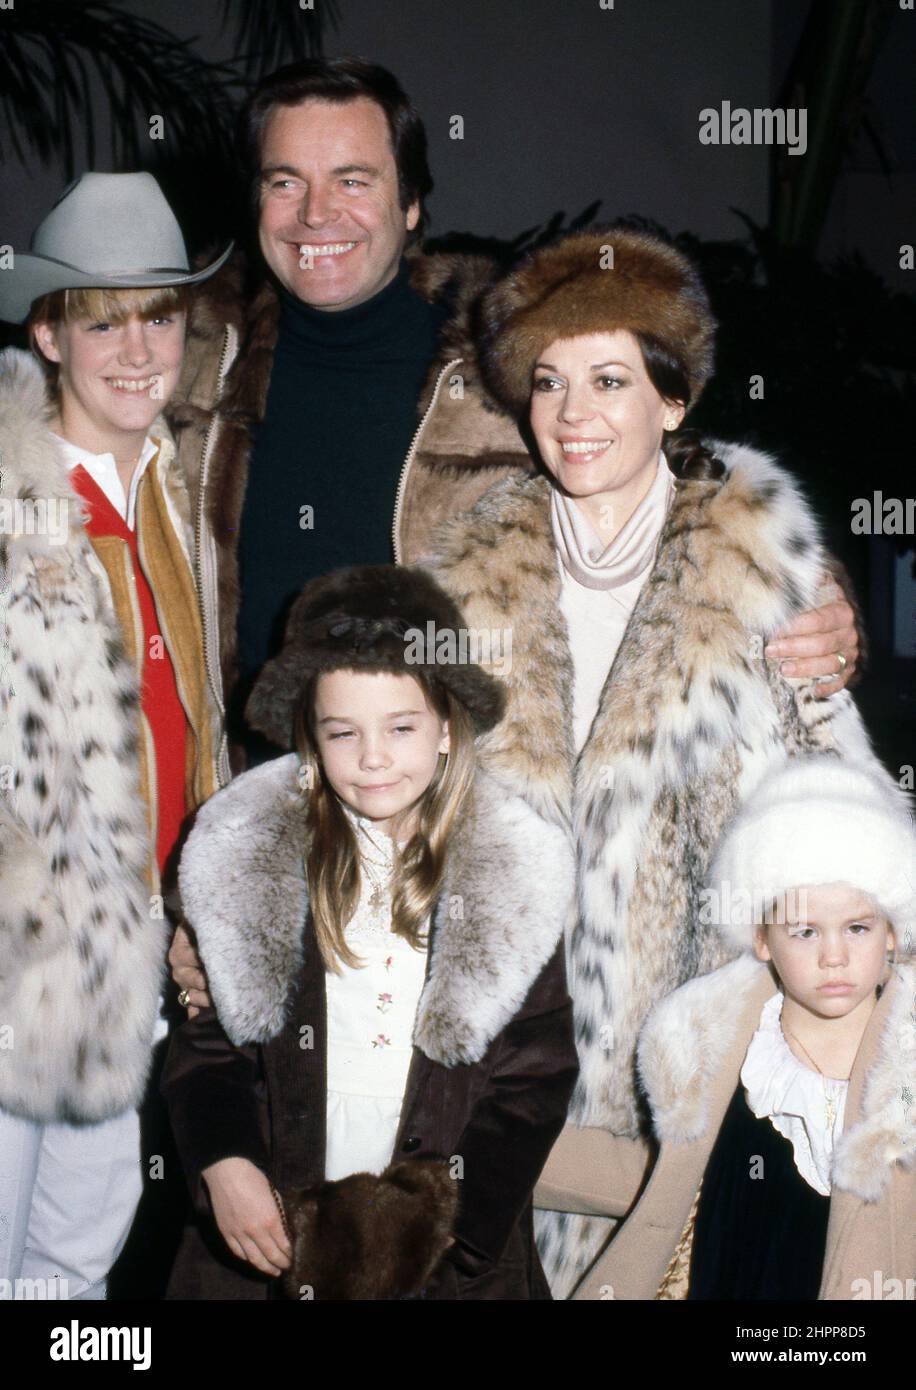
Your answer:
[740,991,848,1197]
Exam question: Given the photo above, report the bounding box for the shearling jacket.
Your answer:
[167,250,525,730]
[161,753,579,1300]
[419,441,894,1298]
[534,955,916,1301]
[0,348,220,1123]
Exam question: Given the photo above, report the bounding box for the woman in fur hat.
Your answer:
[0,173,228,1298]
[161,563,578,1299]
[536,755,916,1300]
[409,226,886,1296]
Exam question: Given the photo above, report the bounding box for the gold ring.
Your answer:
[835,651,847,672]
[177,988,191,1008]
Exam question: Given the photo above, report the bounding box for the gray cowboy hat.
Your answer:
[0,171,233,323]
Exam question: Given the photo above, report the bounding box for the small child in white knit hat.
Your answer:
[535,753,916,1301]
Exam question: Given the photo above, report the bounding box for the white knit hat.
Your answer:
[706,755,916,952]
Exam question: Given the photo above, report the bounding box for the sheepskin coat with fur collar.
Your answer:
[167,248,520,732]
[0,350,165,1123]
[421,441,892,1297]
[537,955,916,1300]
[162,753,579,1300]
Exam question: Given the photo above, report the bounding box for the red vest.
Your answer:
[71,465,188,874]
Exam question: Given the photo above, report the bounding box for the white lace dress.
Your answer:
[324,811,429,1182]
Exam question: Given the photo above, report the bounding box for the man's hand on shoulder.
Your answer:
[764,574,860,698]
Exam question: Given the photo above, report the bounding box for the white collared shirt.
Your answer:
[53,432,159,530]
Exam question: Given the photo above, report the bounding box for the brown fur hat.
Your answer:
[246,563,505,750]
[479,227,716,415]
[281,1159,459,1300]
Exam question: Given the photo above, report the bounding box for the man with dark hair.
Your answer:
[170,57,517,772]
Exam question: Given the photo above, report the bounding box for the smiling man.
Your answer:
[171,59,481,772]
[258,95,420,311]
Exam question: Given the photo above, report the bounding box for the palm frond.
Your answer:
[220,0,340,79]
[0,0,241,179]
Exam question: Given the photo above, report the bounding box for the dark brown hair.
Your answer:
[242,57,433,242]
[635,329,725,482]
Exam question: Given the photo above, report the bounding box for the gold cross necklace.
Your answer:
[781,1023,848,1131]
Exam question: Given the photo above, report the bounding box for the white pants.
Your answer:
[0,1104,143,1300]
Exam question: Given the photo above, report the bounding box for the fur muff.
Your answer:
[178,753,573,1065]
[423,437,891,1295]
[245,563,505,750]
[479,228,716,415]
[0,350,166,1122]
[281,1158,458,1300]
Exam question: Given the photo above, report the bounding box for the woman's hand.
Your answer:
[764,575,859,697]
[169,922,212,1017]
[202,1157,292,1277]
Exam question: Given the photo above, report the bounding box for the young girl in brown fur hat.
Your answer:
[162,563,579,1299]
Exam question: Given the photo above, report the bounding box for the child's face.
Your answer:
[753,882,894,1020]
[312,669,450,838]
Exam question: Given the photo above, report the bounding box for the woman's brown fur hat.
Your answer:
[246,563,505,750]
[480,226,716,415]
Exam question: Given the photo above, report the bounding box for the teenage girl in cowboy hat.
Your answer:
[162,563,579,1299]
[415,225,889,1296]
[0,173,228,1298]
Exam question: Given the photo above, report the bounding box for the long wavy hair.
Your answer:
[293,668,476,972]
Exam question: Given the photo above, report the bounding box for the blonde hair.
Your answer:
[27,285,190,401]
[294,669,476,972]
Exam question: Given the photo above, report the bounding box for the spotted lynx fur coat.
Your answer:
[0,351,165,1124]
[424,441,889,1297]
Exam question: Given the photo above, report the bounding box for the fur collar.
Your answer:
[426,439,825,828]
[0,350,86,562]
[176,247,500,427]
[179,753,573,1066]
[638,956,916,1201]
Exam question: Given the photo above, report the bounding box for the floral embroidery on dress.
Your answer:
[371,1034,392,1049]
[383,956,393,972]
[377,992,393,1014]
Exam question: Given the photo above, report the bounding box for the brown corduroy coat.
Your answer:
[162,754,579,1300]
[535,955,916,1301]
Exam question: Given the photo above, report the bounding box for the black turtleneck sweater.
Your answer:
[236,259,445,696]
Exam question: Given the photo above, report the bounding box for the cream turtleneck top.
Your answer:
[550,453,675,753]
